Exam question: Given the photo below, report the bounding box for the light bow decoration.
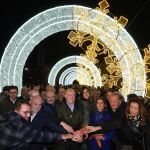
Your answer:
[68,0,147,98]
[68,0,128,89]
[0,2,146,99]
[144,44,150,98]
[68,30,122,88]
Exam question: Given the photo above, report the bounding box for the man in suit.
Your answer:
[0,85,21,114]
[42,90,74,133]
[0,86,10,102]
[85,92,128,150]
[29,95,71,150]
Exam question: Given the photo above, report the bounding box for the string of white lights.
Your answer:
[48,55,102,87]
[64,72,88,85]
[59,67,92,86]
[0,5,145,97]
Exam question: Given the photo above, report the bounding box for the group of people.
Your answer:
[0,84,150,150]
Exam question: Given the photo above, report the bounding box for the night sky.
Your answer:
[0,0,149,84]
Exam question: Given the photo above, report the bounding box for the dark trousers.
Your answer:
[115,139,133,150]
[55,140,81,150]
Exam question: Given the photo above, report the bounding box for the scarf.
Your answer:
[128,114,142,127]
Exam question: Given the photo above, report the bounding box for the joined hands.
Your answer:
[61,125,101,142]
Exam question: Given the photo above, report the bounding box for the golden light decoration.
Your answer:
[143,44,150,98]
[146,80,150,98]
[144,44,150,65]
[68,0,127,87]
[68,30,108,64]
[114,16,128,27]
[102,74,121,88]
[68,28,123,88]
[67,31,88,47]
[67,0,128,89]
[96,0,109,14]
[105,56,122,75]
[67,0,146,98]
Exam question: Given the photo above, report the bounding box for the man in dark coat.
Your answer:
[0,85,22,114]
[55,88,85,150]
[0,86,10,102]
[42,90,74,133]
[0,101,72,150]
[28,95,68,150]
[85,92,128,150]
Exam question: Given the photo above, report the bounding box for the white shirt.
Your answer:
[30,112,37,122]
[67,103,74,112]
[10,98,17,104]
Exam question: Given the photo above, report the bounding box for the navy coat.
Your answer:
[88,110,115,150]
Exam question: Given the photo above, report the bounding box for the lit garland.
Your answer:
[143,44,150,98]
[63,71,89,86]
[68,1,146,98]
[59,67,92,86]
[48,56,102,87]
[0,3,146,99]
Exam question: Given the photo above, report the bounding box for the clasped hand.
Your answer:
[62,125,101,142]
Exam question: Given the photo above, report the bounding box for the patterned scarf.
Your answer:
[128,114,142,127]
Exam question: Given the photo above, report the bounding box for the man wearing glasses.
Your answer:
[0,101,73,150]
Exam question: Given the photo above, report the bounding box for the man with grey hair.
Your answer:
[85,92,129,150]
[28,90,40,100]
[55,88,85,150]
[28,95,71,150]
[42,90,74,133]
[46,85,56,92]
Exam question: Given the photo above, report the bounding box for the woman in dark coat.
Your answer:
[121,98,150,150]
[88,97,115,150]
[79,87,95,125]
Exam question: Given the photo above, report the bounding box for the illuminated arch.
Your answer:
[48,55,102,87]
[64,73,77,85]
[64,72,88,85]
[0,5,145,97]
[59,67,92,86]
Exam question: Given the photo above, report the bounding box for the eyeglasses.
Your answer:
[19,111,31,116]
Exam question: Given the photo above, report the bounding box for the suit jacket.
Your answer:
[42,102,59,123]
[28,110,68,150]
[100,101,127,144]
[19,95,29,101]
[0,92,7,102]
[30,109,68,134]
[0,97,21,114]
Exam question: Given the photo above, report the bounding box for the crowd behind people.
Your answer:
[0,84,150,150]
